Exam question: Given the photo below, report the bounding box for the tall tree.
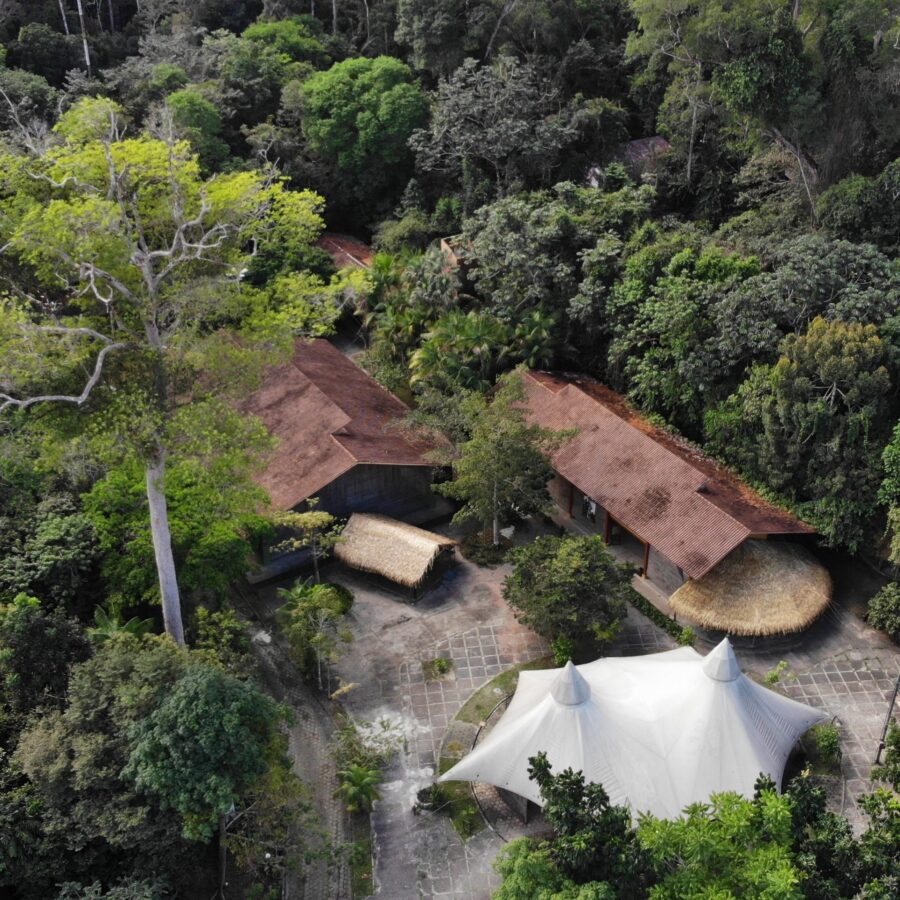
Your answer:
[436,370,569,545]
[0,97,326,644]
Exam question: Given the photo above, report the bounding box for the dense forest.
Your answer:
[0,0,898,896]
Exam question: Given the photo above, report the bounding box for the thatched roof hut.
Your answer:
[334,513,456,589]
[669,540,831,636]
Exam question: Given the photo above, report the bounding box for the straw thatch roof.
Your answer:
[669,540,831,636]
[334,513,456,588]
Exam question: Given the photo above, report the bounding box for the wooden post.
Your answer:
[603,510,611,544]
[642,541,650,579]
[567,481,574,517]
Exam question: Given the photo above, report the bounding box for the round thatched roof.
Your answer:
[669,540,831,636]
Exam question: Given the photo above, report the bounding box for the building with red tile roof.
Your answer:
[523,370,814,590]
[240,339,436,519]
[315,233,374,269]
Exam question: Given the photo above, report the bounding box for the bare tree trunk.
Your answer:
[58,0,71,34]
[686,91,699,185]
[332,0,338,35]
[107,0,116,31]
[492,481,500,546]
[146,451,186,645]
[484,0,520,61]
[74,0,92,76]
[311,534,320,583]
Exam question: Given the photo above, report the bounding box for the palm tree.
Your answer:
[88,606,155,643]
[512,308,557,369]
[334,764,382,813]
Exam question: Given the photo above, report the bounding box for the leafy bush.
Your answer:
[867,583,900,643]
[551,635,576,665]
[677,626,696,647]
[873,722,900,791]
[460,533,511,566]
[504,535,629,646]
[423,656,453,680]
[810,722,842,766]
[765,660,790,684]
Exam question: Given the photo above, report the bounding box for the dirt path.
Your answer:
[235,587,352,900]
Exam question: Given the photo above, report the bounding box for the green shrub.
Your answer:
[677,626,696,647]
[423,656,453,681]
[551,635,576,665]
[460,533,511,566]
[873,722,900,790]
[866,583,900,643]
[811,722,842,766]
[765,660,789,685]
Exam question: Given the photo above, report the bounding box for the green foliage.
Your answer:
[528,752,654,892]
[707,318,894,552]
[166,88,229,173]
[765,660,790,685]
[88,606,155,644]
[191,606,251,672]
[125,664,283,840]
[676,626,695,648]
[551,635,576,666]
[866,582,900,643]
[880,426,900,565]
[817,159,900,252]
[437,372,567,542]
[423,656,453,681]
[0,493,101,613]
[334,763,382,813]
[872,722,900,791]
[11,636,195,890]
[273,497,345,582]
[504,536,630,647]
[0,596,91,719]
[277,579,353,689]
[810,723,842,767]
[300,56,428,211]
[83,403,274,606]
[638,790,803,899]
[55,879,164,899]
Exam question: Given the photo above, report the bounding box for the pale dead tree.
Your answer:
[74,0,93,76]
[57,0,71,34]
[0,103,285,646]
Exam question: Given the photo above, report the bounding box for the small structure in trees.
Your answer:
[334,513,456,598]
[241,339,445,578]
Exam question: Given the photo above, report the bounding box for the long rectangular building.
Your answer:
[523,370,814,591]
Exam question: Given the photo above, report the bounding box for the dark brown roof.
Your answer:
[523,371,813,580]
[316,233,374,269]
[241,339,432,509]
[619,135,671,167]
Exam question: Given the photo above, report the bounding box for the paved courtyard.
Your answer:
[250,524,899,900]
[328,527,898,900]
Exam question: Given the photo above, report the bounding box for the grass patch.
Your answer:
[456,656,552,725]
[349,811,373,898]
[436,757,484,839]
[423,656,454,682]
[460,533,512,567]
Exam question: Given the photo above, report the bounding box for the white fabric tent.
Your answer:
[439,638,826,819]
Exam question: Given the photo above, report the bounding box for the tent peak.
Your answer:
[703,637,741,682]
[551,660,591,706]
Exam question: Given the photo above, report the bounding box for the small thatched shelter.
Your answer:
[669,540,831,636]
[335,513,456,593]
